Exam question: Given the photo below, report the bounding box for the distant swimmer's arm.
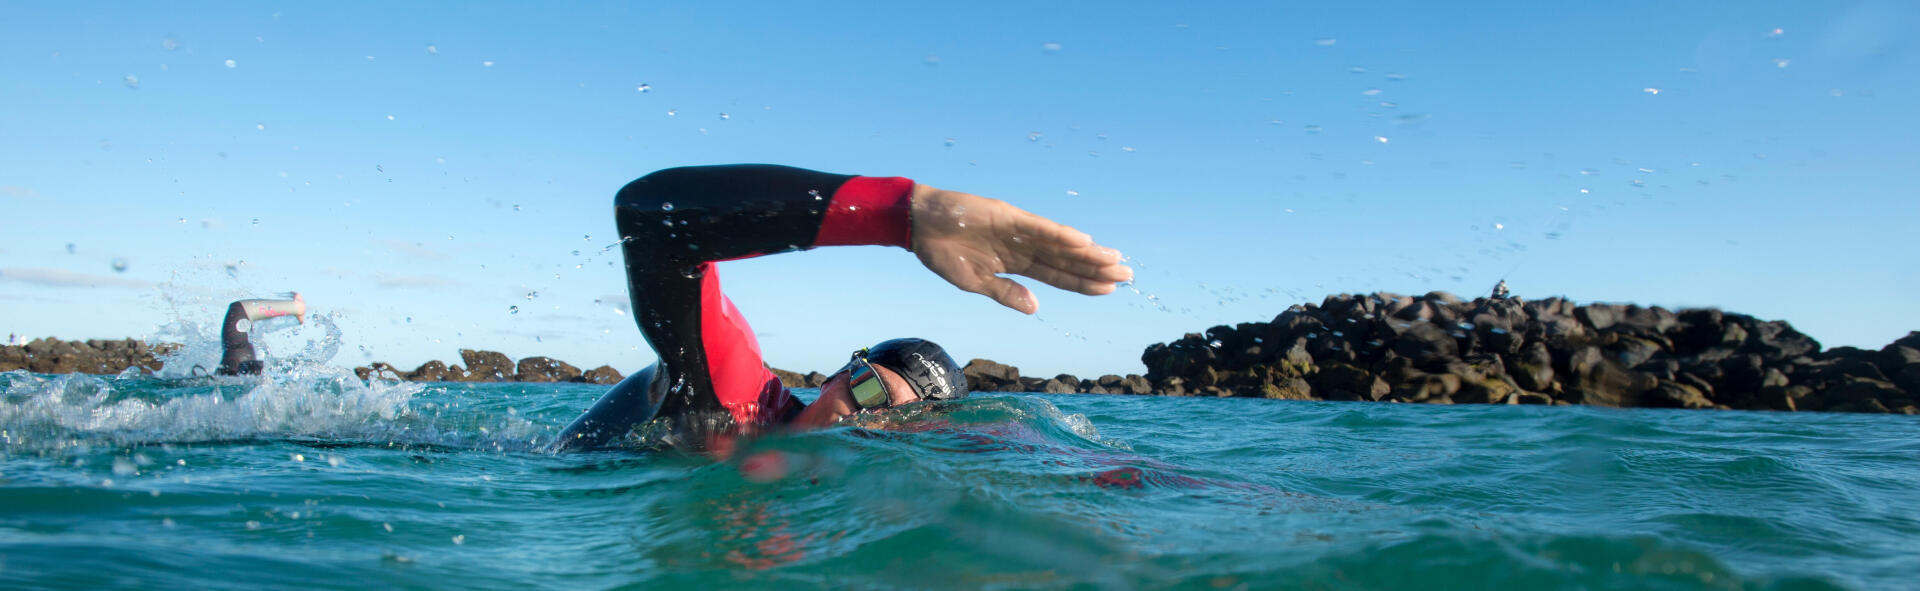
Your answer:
[217,293,306,376]
[908,185,1133,315]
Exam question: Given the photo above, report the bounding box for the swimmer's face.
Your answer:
[790,363,919,428]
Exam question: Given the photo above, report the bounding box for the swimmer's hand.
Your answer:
[909,184,1133,314]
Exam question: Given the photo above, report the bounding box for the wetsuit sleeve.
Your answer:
[615,164,914,427]
[217,295,304,376]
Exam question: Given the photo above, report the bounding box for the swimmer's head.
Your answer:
[862,338,969,402]
[790,338,969,428]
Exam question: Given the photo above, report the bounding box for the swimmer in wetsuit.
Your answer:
[550,165,1132,451]
[217,293,306,376]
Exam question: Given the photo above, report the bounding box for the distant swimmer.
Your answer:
[217,293,306,376]
[550,165,1132,451]
[1491,279,1511,300]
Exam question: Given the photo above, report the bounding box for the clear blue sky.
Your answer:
[3,1,1916,378]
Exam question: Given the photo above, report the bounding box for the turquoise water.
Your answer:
[2,368,1916,590]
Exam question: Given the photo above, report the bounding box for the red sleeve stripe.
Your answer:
[814,176,913,248]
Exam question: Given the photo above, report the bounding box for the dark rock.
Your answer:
[1708,354,1767,408]
[1616,306,1679,334]
[515,356,581,383]
[1643,380,1714,409]
[1041,377,1077,394]
[406,360,466,382]
[1563,346,1656,407]
[1313,363,1389,402]
[1515,392,1553,405]
[1141,337,1217,383]
[1758,385,1812,412]
[1096,374,1125,389]
[358,362,403,381]
[962,358,1021,391]
[582,365,624,385]
[1394,322,1459,370]
[1742,320,1820,361]
[1455,373,1519,404]
[1822,377,1908,409]
[1608,335,1665,369]
[1576,304,1620,331]
[1261,377,1313,400]
[1895,331,1920,351]
[460,349,515,381]
[1121,374,1153,395]
[1896,366,1920,399]
[769,367,813,389]
[1877,345,1920,376]
[1018,377,1048,393]
[1507,342,1556,393]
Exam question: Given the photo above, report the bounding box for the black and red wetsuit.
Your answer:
[551,165,915,451]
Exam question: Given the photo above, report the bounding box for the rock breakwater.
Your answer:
[1132,292,1919,414]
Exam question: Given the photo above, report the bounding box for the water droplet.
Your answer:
[251,218,260,225]
[110,258,129,272]
[1386,73,1407,81]
[1304,125,1321,134]
[1642,87,1660,95]
[1041,42,1062,52]
[1361,88,1382,96]
[481,60,495,67]
[524,291,539,300]
[426,44,438,54]
[234,318,252,333]
[666,109,677,116]
[636,83,651,93]
[224,59,236,68]
[508,305,520,315]
[256,123,266,131]
[1313,38,1336,46]
[943,138,956,147]
[1772,58,1790,68]
[405,316,412,323]
[65,243,75,254]
[386,114,395,121]
[1122,146,1136,152]
[660,202,674,211]
[122,75,138,89]
[1065,190,1079,196]
[1374,136,1389,143]
[162,37,180,51]
[718,113,729,120]
[570,250,580,256]
[1027,132,1042,142]
[1494,223,1505,230]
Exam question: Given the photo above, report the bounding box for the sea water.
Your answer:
[1,368,1916,590]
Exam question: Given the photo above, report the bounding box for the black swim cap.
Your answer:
[864,338,968,401]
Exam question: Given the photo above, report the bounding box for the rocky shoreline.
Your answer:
[1130,292,1920,414]
[4,292,1916,414]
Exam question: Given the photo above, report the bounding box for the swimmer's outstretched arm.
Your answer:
[217,293,305,376]
[555,165,1129,450]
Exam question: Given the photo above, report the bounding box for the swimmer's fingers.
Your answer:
[917,246,1040,314]
[977,276,1040,314]
[1015,260,1122,296]
[1029,243,1128,279]
[1004,208,1094,248]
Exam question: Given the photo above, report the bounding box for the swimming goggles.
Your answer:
[842,348,893,410]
